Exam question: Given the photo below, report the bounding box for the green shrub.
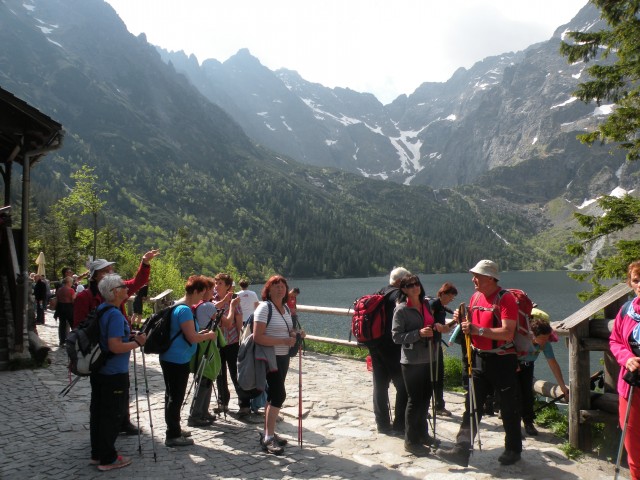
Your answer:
[443,353,464,391]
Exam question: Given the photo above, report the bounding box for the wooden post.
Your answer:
[569,321,591,450]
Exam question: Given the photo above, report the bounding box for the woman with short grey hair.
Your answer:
[89,273,146,471]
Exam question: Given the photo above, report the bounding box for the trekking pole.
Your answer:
[533,393,566,414]
[428,337,437,440]
[615,381,636,479]
[298,341,303,448]
[184,348,207,413]
[59,375,82,397]
[132,347,142,455]
[461,304,482,453]
[140,351,157,462]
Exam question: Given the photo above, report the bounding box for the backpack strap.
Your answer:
[97,304,118,354]
[168,304,192,347]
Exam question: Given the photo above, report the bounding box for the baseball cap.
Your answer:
[89,259,115,278]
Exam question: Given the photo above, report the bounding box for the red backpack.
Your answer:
[351,289,395,344]
[470,288,535,357]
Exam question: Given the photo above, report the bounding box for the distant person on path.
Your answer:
[212,273,245,416]
[34,274,47,325]
[237,279,259,323]
[429,282,458,416]
[73,250,160,436]
[610,260,640,480]
[437,259,522,467]
[160,275,217,447]
[56,276,76,346]
[392,274,441,457]
[287,287,300,326]
[367,267,410,435]
[90,274,146,471]
[253,275,305,455]
[130,284,148,328]
[517,311,569,437]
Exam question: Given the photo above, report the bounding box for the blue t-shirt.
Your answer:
[98,303,131,375]
[159,304,197,364]
[521,340,555,363]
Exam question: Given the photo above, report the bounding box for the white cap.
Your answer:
[469,259,499,280]
[89,259,115,278]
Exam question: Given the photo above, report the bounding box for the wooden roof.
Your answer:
[0,86,64,166]
[553,282,631,332]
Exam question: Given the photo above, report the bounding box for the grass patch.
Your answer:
[303,339,368,360]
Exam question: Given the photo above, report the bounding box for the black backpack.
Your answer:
[140,304,190,354]
[65,304,116,376]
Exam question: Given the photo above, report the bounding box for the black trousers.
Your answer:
[455,353,522,454]
[160,359,190,439]
[368,338,408,430]
[401,362,432,444]
[90,373,129,465]
[216,342,250,408]
[518,361,535,424]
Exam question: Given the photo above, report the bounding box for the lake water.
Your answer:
[253,271,623,384]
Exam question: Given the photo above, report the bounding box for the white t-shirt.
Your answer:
[253,301,292,356]
[238,289,259,322]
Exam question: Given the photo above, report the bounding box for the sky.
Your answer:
[104,0,589,104]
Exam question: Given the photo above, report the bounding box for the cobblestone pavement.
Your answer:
[0,311,627,479]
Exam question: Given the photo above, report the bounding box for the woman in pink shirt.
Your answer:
[610,260,640,480]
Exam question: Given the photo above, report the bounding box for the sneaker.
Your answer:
[420,434,440,447]
[524,423,539,436]
[120,422,141,436]
[404,442,430,457]
[436,445,470,467]
[89,458,99,466]
[273,433,288,447]
[436,407,452,417]
[187,417,213,427]
[97,455,132,471]
[260,435,284,456]
[237,407,251,418]
[204,412,217,422]
[165,436,195,447]
[498,449,521,465]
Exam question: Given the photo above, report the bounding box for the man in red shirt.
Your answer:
[437,259,522,467]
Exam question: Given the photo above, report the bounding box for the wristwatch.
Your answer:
[478,327,485,336]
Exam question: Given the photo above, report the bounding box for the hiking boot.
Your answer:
[187,417,213,427]
[524,422,539,436]
[498,449,521,465]
[436,444,470,467]
[377,424,392,434]
[120,422,141,436]
[181,429,192,438]
[260,435,284,455]
[436,407,452,417]
[404,442,430,457]
[97,455,132,471]
[165,436,195,447]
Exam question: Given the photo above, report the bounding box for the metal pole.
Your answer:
[614,385,634,480]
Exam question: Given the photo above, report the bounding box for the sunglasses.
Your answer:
[403,282,420,289]
[112,284,128,291]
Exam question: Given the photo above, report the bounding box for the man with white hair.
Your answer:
[437,259,522,467]
[367,267,410,436]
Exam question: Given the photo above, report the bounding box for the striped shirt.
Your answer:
[254,301,293,356]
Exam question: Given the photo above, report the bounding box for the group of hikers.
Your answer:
[59,251,640,478]
[370,259,640,479]
[368,261,570,465]
[66,250,304,471]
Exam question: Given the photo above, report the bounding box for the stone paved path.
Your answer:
[0,311,628,479]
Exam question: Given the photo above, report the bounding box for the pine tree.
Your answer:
[560,0,640,298]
